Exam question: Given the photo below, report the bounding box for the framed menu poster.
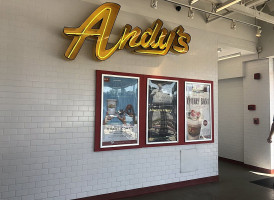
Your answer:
[147,78,178,144]
[185,81,213,143]
[99,74,140,148]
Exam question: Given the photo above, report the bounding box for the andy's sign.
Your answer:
[64,3,191,61]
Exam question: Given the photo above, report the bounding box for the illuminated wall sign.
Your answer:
[63,3,191,61]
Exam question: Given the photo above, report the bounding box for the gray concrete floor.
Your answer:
[121,160,274,200]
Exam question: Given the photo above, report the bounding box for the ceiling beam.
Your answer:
[245,0,268,8]
[229,3,274,24]
[206,11,234,23]
[216,0,242,12]
[207,0,268,24]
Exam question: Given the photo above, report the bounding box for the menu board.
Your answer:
[147,78,178,144]
[185,82,212,142]
[101,74,139,148]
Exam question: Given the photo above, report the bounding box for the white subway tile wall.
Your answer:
[0,0,219,199]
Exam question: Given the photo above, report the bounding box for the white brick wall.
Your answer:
[0,0,255,199]
[218,78,244,162]
[243,59,272,169]
[218,56,274,169]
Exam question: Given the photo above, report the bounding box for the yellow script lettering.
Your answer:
[63,3,191,61]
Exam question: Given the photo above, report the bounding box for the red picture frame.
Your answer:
[95,70,146,151]
[144,75,184,148]
[183,79,214,145]
[94,71,214,151]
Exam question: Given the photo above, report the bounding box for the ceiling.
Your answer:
[217,45,255,58]
[197,0,273,59]
[259,0,274,15]
[159,0,273,59]
[200,0,274,23]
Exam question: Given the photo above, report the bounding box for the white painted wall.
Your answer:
[0,0,261,199]
[243,59,272,169]
[218,78,244,162]
[218,55,256,162]
[259,21,274,58]
[219,54,257,80]
[218,56,274,169]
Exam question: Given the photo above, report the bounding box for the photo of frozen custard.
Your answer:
[187,110,202,140]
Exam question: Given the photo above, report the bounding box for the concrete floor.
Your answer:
[121,160,274,200]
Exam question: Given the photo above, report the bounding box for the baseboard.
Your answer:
[219,156,274,174]
[218,157,244,166]
[75,175,219,200]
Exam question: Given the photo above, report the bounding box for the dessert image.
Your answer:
[187,110,202,140]
[102,75,139,147]
[107,99,117,115]
[185,82,212,142]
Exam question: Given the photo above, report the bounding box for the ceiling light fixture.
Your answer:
[217,48,222,53]
[231,20,236,30]
[215,0,241,13]
[218,52,241,61]
[189,0,199,5]
[188,7,194,19]
[256,27,262,37]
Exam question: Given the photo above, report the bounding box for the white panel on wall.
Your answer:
[180,148,198,173]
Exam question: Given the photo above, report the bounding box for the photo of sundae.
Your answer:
[185,81,212,142]
[187,110,202,140]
